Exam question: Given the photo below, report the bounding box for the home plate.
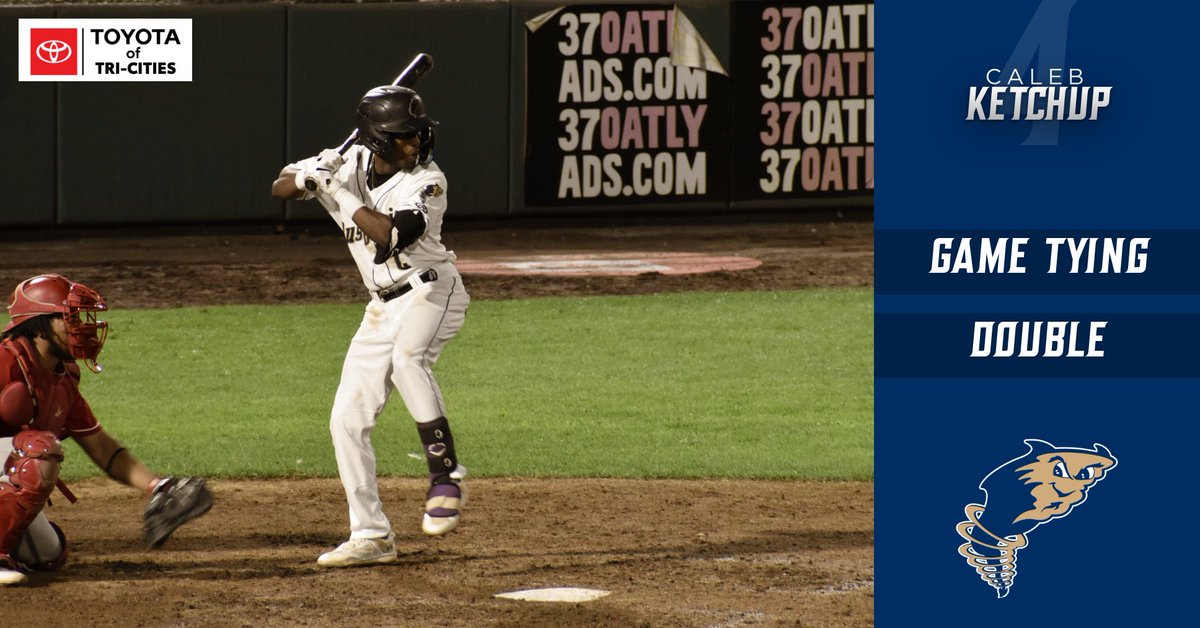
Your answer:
[494,587,612,602]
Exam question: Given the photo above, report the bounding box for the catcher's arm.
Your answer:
[75,428,158,491]
[75,429,214,549]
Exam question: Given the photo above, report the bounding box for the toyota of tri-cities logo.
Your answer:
[29,28,77,76]
[18,18,192,82]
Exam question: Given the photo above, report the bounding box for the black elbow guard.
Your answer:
[372,209,427,264]
[392,209,427,249]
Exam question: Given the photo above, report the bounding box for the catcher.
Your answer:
[0,274,214,586]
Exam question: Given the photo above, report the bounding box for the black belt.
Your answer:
[376,269,438,302]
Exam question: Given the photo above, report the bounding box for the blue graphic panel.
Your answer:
[878,0,1198,622]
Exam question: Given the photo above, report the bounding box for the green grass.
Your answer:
[62,289,873,481]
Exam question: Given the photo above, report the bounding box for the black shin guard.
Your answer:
[417,417,458,484]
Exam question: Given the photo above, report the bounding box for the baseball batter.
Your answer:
[0,274,213,586]
[271,86,470,568]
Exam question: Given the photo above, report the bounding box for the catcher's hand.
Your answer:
[143,477,214,550]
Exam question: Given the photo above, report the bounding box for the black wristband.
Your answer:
[104,447,127,476]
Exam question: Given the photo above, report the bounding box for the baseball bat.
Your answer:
[305,52,434,191]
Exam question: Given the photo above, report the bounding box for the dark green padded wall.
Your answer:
[56,4,286,225]
[286,1,511,221]
[0,7,57,227]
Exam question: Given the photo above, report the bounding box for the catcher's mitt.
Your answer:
[143,477,214,549]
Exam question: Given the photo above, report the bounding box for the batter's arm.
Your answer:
[345,207,394,249]
[75,428,161,494]
[299,166,392,246]
[271,167,308,201]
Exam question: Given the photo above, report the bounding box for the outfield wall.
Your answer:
[0,0,872,228]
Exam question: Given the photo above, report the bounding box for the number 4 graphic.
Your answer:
[1002,0,1078,145]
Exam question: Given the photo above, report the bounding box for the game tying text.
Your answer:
[930,237,1150,274]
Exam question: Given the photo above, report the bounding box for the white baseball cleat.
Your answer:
[316,533,397,568]
[422,465,467,536]
[0,563,27,586]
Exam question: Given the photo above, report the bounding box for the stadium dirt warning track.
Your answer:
[0,215,874,626]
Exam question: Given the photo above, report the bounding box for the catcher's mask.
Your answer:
[5,274,109,373]
[355,85,438,165]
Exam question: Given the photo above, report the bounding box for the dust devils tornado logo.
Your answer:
[29,28,78,76]
[956,439,1116,598]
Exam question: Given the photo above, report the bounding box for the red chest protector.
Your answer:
[0,339,79,438]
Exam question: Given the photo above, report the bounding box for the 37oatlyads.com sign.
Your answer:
[19,18,192,82]
[524,5,730,208]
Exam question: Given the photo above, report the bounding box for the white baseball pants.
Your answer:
[329,270,469,539]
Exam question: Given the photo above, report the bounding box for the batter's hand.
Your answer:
[302,166,341,195]
[293,167,323,193]
[316,148,344,173]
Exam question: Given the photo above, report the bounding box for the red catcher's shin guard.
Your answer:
[0,431,63,556]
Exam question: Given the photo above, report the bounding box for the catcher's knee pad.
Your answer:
[9,430,65,463]
[5,431,63,497]
[0,432,61,553]
[0,431,63,555]
[12,515,67,571]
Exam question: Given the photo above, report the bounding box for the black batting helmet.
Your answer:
[356,86,438,163]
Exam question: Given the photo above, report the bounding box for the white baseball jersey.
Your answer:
[291,144,456,293]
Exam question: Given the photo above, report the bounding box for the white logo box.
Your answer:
[18,18,192,82]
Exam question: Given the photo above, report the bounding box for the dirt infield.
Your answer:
[1,214,874,626]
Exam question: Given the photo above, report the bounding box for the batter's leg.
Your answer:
[330,301,398,539]
[388,275,469,422]
[416,416,465,535]
[388,274,470,535]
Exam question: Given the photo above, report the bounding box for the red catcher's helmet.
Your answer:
[5,274,109,373]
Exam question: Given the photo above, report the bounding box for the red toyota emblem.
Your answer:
[30,28,78,75]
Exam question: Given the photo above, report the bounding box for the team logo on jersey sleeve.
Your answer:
[420,184,444,200]
[956,439,1116,598]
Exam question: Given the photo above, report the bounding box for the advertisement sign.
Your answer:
[731,1,873,201]
[877,0,1196,622]
[524,5,731,208]
[18,18,193,82]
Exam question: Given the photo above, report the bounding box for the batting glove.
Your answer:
[316,148,344,173]
[300,166,336,194]
[307,171,365,224]
[291,168,316,198]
